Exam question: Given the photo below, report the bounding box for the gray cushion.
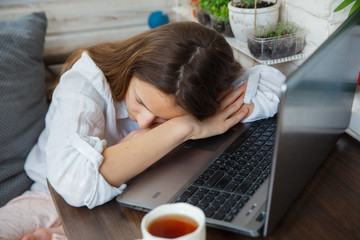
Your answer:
[0,12,48,207]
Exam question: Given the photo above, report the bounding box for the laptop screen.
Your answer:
[264,8,360,235]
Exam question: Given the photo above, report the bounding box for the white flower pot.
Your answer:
[228,1,281,42]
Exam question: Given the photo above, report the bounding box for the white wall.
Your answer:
[0,0,175,63]
[283,0,350,64]
[250,0,351,75]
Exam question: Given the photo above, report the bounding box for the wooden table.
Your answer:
[49,133,360,240]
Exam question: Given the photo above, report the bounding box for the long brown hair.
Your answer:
[60,21,242,120]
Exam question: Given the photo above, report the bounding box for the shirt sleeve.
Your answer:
[45,63,125,209]
[233,65,286,122]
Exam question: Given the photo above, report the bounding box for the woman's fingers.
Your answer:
[225,107,249,127]
[222,89,246,119]
[218,87,233,102]
[190,83,250,139]
[219,82,247,110]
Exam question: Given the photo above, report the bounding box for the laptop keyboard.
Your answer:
[174,117,276,222]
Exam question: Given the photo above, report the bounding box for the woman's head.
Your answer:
[64,21,242,120]
[124,75,189,128]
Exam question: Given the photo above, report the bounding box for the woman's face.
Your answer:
[125,76,188,129]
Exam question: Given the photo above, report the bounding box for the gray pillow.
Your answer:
[0,12,48,207]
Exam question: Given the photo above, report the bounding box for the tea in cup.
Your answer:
[141,203,206,240]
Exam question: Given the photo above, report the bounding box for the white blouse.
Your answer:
[24,52,285,209]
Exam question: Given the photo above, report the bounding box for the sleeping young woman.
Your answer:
[0,21,285,240]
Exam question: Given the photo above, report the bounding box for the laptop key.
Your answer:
[214,175,232,189]
[213,197,226,205]
[209,164,220,170]
[175,196,187,203]
[224,198,237,207]
[236,181,252,194]
[187,198,199,205]
[241,196,250,203]
[204,171,223,188]
[246,189,256,196]
[193,178,205,186]
[207,204,219,212]
[203,209,215,218]
[218,205,231,214]
[243,165,253,172]
[213,212,226,220]
[208,190,220,196]
[224,183,238,192]
[224,215,234,222]
[247,175,257,182]
[218,153,230,159]
[202,195,215,203]
[193,191,205,199]
[197,201,208,209]
[227,170,237,177]
[219,192,230,198]
[256,178,265,185]
[235,202,244,210]
[219,165,229,172]
[250,170,262,177]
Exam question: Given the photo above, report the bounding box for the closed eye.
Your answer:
[136,96,147,108]
[135,96,142,104]
[136,96,153,114]
[137,97,168,122]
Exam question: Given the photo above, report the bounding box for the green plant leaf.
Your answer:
[349,0,360,15]
[334,0,355,12]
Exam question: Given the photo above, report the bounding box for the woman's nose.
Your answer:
[137,111,156,129]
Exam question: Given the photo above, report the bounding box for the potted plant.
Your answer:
[208,0,234,37]
[196,0,211,27]
[244,20,305,60]
[228,0,280,42]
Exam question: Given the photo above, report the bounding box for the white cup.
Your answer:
[141,203,206,240]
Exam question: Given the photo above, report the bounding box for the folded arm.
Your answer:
[100,83,252,187]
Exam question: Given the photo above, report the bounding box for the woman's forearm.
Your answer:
[99,118,193,187]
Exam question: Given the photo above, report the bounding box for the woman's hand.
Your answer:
[184,83,253,140]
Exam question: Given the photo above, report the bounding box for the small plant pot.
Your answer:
[244,23,305,60]
[209,14,234,37]
[228,1,280,42]
[196,7,211,27]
